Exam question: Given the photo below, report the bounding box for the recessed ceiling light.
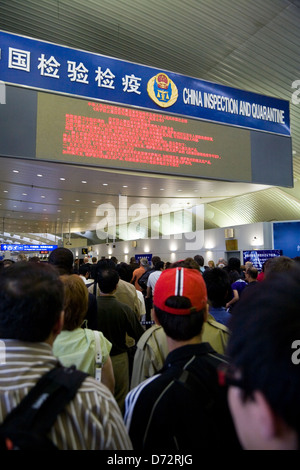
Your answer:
[81,180,87,184]
[13,170,19,173]
[22,193,27,196]
[41,195,45,198]
[160,188,164,191]
[123,185,128,188]
[37,174,43,177]
[103,183,108,186]
[142,187,148,190]
[3,190,8,193]
[75,199,80,202]
[60,177,66,181]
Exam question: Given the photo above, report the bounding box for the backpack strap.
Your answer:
[173,352,229,407]
[0,366,88,448]
[93,330,102,383]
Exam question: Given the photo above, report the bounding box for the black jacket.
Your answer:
[124,342,240,451]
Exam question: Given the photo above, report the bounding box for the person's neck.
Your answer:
[166,333,202,353]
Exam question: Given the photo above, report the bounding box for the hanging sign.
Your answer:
[0,30,290,136]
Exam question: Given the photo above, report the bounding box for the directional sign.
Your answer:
[1,244,58,252]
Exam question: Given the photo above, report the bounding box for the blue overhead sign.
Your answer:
[1,244,58,252]
[0,30,290,136]
[273,222,300,259]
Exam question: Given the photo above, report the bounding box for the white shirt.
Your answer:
[147,270,162,294]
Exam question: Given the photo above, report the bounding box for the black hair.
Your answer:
[194,255,204,267]
[227,266,300,436]
[227,257,241,272]
[116,262,132,282]
[48,247,74,275]
[202,267,230,307]
[154,261,165,270]
[264,255,295,280]
[0,262,64,342]
[154,295,206,341]
[79,263,91,276]
[97,269,119,294]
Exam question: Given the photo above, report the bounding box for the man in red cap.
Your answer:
[124,267,240,451]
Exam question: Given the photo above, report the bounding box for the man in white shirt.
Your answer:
[146,260,164,299]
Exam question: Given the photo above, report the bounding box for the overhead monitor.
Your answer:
[0,85,293,188]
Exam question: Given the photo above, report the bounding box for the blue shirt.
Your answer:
[209,306,231,326]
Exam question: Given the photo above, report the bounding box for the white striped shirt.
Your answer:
[0,340,132,450]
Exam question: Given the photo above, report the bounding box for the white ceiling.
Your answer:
[0,0,300,245]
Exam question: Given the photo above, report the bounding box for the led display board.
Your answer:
[36,92,253,182]
[0,85,293,187]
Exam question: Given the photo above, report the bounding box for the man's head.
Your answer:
[194,254,204,267]
[151,256,161,267]
[153,267,208,341]
[264,255,295,280]
[154,260,165,271]
[202,267,231,307]
[79,263,91,279]
[48,247,74,275]
[244,266,258,282]
[225,266,300,449]
[0,262,64,342]
[140,258,149,268]
[227,257,241,272]
[98,269,120,294]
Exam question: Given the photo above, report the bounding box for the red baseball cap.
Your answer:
[153,267,207,315]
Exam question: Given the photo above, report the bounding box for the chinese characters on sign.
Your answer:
[8,46,142,93]
[0,30,291,136]
[63,102,217,168]
[8,47,31,72]
[0,244,58,252]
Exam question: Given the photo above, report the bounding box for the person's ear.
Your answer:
[252,390,277,440]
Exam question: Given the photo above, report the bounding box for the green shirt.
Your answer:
[53,328,112,377]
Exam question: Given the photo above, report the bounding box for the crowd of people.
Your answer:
[0,249,299,451]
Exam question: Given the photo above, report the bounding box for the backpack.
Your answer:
[138,268,153,291]
[0,365,88,450]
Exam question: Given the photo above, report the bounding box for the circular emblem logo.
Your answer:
[147,73,178,108]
